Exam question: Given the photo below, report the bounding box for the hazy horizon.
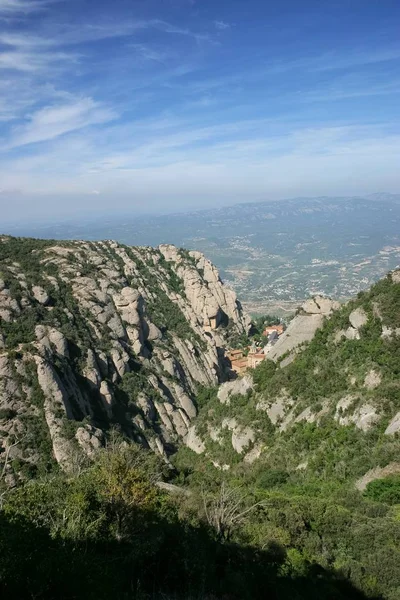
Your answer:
[1,191,400,233]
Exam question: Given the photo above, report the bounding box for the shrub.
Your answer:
[365,475,400,505]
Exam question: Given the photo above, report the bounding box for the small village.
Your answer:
[225,323,285,375]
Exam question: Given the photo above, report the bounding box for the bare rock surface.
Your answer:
[265,296,338,362]
[349,307,368,329]
[218,375,253,405]
[257,390,294,426]
[335,396,380,431]
[0,237,251,473]
[75,425,104,457]
[32,285,50,305]
[231,426,255,454]
[391,269,400,284]
[185,426,206,454]
[364,369,381,390]
[385,412,400,435]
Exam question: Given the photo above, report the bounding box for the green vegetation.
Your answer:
[365,476,400,505]
[166,273,400,599]
[1,238,400,598]
[147,289,206,349]
[0,236,56,273]
[0,444,386,600]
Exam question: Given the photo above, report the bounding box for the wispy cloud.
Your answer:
[0,31,53,47]
[0,0,51,15]
[0,0,399,221]
[130,43,170,64]
[149,19,211,42]
[5,98,117,148]
[1,122,399,218]
[214,20,231,30]
[265,47,400,75]
[298,79,400,103]
[0,28,79,72]
[0,49,77,71]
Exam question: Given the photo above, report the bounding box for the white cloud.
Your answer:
[214,21,231,30]
[0,0,50,15]
[5,98,117,148]
[0,32,53,47]
[0,49,76,71]
[1,122,399,214]
[0,0,399,222]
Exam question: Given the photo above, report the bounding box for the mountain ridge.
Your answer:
[0,236,249,481]
[5,193,399,311]
[1,236,400,600]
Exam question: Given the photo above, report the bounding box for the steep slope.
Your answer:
[0,236,249,481]
[264,294,340,364]
[187,270,400,482]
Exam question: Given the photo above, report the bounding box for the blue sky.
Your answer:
[0,0,399,222]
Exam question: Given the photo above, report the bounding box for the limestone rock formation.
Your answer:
[32,285,50,306]
[185,426,206,454]
[0,237,249,476]
[385,412,400,435]
[265,296,339,362]
[218,375,253,405]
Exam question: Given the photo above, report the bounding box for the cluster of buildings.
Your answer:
[226,324,285,376]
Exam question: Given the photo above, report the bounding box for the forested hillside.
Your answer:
[0,237,399,599]
[171,271,400,600]
[187,271,400,475]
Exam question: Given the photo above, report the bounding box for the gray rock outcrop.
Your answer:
[265,296,339,362]
[0,237,249,474]
[385,412,400,435]
[218,375,253,405]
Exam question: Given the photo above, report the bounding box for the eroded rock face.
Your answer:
[32,285,50,306]
[265,296,339,362]
[159,244,251,334]
[349,307,368,329]
[385,412,400,435]
[185,426,206,454]
[75,425,104,458]
[0,238,249,473]
[218,376,253,405]
[257,390,294,427]
[231,426,255,454]
[391,269,400,284]
[302,296,340,315]
[335,396,380,431]
[364,370,381,390]
[335,307,369,342]
[217,417,255,455]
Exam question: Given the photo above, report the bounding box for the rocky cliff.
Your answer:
[0,236,250,480]
[187,271,400,483]
[264,295,340,364]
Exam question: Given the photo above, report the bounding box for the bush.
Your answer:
[365,475,400,505]
[257,469,289,489]
[0,408,16,421]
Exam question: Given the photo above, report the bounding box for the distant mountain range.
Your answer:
[3,193,400,314]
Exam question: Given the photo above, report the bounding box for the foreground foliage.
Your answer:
[0,444,389,600]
